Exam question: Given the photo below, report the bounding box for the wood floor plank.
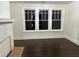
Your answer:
[9,47,17,57]
[9,47,24,57]
[17,47,24,57]
[13,47,20,57]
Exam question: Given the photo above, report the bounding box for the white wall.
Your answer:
[0,1,14,56]
[78,18,79,40]
[65,1,79,45]
[78,21,79,40]
[10,2,67,40]
[0,22,14,56]
[0,1,10,19]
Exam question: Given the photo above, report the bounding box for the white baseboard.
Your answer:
[14,35,64,40]
[65,35,79,46]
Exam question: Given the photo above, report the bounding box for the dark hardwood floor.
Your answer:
[14,38,79,57]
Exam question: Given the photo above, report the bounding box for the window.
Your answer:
[52,10,61,29]
[23,8,63,32]
[25,10,35,30]
[39,10,48,30]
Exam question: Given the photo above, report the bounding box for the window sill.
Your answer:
[23,29,63,32]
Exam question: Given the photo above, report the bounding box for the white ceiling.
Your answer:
[10,1,72,4]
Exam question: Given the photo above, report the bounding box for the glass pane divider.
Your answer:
[52,20,61,21]
[25,20,35,21]
[39,20,48,21]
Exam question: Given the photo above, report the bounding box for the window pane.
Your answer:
[29,12,31,20]
[25,10,35,20]
[39,13,42,20]
[52,11,54,19]
[46,13,48,20]
[43,13,44,20]
[39,21,48,30]
[52,10,61,21]
[52,21,61,29]
[56,10,58,19]
[25,12,28,20]
[59,10,61,19]
[32,12,35,20]
[39,10,48,20]
[25,21,35,30]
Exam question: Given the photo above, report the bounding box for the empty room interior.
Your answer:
[0,1,79,57]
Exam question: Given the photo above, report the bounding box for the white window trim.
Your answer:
[22,7,64,32]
